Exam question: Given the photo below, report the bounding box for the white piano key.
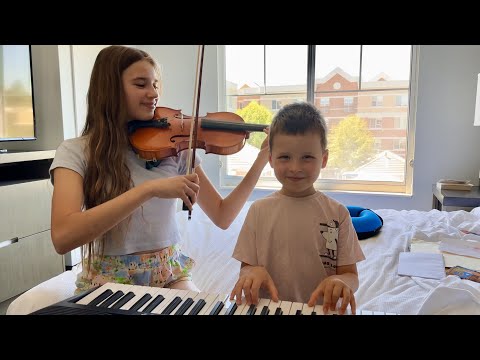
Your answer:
[255,298,272,315]
[296,302,344,315]
[240,302,255,315]
[359,309,373,315]
[151,289,182,314]
[199,293,226,315]
[219,296,236,315]
[266,299,282,315]
[204,293,229,315]
[223,295,248,316]
[171,290,199,315]
[185,292,212,315]
[104,284,136,308]
[278,300,292,315]
[322,306,340,315]
[157,289,192,315]
[288,302,304,315]
[76,282,123,306]
[233,301,248,315]
[189,291,217,315]
[119,285,162,311]
[301,303,316,315]
[136,287,170,312]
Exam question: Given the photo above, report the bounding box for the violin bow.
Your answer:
[184,45,205,220]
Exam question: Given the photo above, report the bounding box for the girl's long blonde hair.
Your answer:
[81,45,160,273]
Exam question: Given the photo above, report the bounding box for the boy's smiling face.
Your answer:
[269,132,328,197]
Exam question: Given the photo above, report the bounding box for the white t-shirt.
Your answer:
[49,136,201,255]
[233,191,365,304]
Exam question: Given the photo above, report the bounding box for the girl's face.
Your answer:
[269,132,328,198]
[122,60,159,121]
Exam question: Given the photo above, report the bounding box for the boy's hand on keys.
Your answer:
[307,276,356,315]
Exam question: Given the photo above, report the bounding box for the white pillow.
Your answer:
[7,270,77,315]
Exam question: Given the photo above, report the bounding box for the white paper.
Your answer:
[410,239,480,270]
[439,238,480,259]
[397,252,445,280]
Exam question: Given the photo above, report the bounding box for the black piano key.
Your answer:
[161,296,183,315]
[174,298,194,315]
[260,306,269,315]
[295,309,302,315]
[142,294,165,313]
[188,299,206,315]
[246,304,256,315]
[99,290,124,308]
[208,301,225,315]
[110,292,135,309]
[274,307,282,315]
[88,289,114,306]
[311,312,316,315]
[225,302,237,315]
[129,293,153,312]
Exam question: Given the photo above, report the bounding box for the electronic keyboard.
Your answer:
[31,282,398,315]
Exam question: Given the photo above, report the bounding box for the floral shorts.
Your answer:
[75,244,195,295]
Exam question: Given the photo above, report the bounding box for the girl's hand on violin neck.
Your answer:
[148,174,200,210]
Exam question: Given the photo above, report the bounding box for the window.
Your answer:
[344,97,354,107]
[393,138,406,150]
[394,116,407,129]
[220,45,417,194]
[368,117,382,129]
[396,95,408,106]
[371,95,383,107]
[319,97,330,112]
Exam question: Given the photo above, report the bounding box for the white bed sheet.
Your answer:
[178,204,480,315]
[7,203,480,315]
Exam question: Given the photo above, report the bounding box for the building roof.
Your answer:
[344,150,406,182]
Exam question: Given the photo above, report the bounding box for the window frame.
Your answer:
[217,45,419,195]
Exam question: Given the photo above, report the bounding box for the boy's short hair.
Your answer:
[269,102,328,151]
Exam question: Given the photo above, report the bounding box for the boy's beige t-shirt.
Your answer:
[232,191,365,304]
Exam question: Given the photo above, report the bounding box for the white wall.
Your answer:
[7,45,480,211]
[70,45,110,135]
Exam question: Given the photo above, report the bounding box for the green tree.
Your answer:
[235,101,272,149]
[327,115,375,171]
[6,80,28,96]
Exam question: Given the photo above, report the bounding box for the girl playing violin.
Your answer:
[50,45,269,294]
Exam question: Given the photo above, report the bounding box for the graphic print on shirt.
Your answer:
[319,219,339,271]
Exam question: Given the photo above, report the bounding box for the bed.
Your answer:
[7,203,480,315]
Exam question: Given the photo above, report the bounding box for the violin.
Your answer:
[128,45,265,220]
[128,106,268,162]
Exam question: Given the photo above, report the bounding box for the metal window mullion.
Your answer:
[359,45,363,90]
[263,45,266,95]
[307,45,315,103]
